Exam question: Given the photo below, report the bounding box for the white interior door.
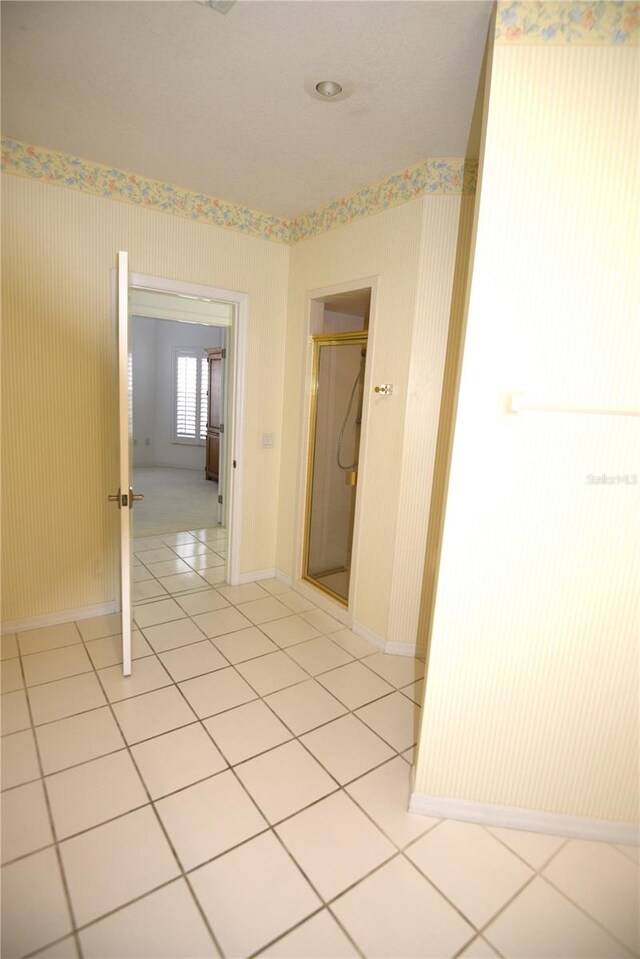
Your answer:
[109,251,136,675]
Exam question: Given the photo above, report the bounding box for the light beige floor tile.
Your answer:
[145,558,192,577]
[191,831,320,959]
[300,608,344,634]
[160,531,198,546]
[80,616,139,650]
[133,565,155,582]
[543,839,639,953]
[22,644,93,687]
[259,909,359,958]
[487,825,566,869]
[2,728,41,788]
[402,746,416,764]
[172,541,213,558]
[79,878,219,958]
[133,598,187,629]
[355,691,420,751]
[131,723,226,799]
[1,689,31,735]
[159,640,228,682]
[458,937,500,958]
[401,678,424,705]
[259,578,290,596]
[236,596,291,625]
[286,636,353,676]
[36,706,124,775]
[204,699,292,765]
[329,628,380,659]
[1,634,18,660]
[273,590,317,614]
[158,571,210,594]
[331,855,473,958]
[188,553,227,571]
[217,583,269,604]
[212,626,278,664]
[235,651,309,696]
[156,770,267,870]
[33,935,79,957]
[265,679,347,735]
[85,629,152,669]
[1,657,24,693]
[112,686,196,744]
[46,750,148,839]
[200,566,227,585]
[60,806,180,926]
[179,667,257,718]
[141,617,205,653]
[192,606,252,639]
[276,791,395,900]
[405,819,533,927]
[484,876,630,958]
[133,579,168,602]
[133,536,165,551]
[176,589,229,616]
[301,714,394,785]
[17,622,81,656]
[360,652,425,688]
[346,757,439,848]
[615,844,640,863]
[1,780,53,863]
[135,547,176,564]
[97,655,172,702]
[235,740,336,824]
[28,672,107,725]
[1,847,72,958]
[260,615,322,648]
[318,660,394,709]
[192,526,226,541]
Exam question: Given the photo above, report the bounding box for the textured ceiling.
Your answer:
[1,1,492,218]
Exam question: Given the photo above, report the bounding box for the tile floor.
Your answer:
[1,526,639,958]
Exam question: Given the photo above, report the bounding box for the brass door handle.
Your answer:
[108,488,122,509]
[129,489,144,509]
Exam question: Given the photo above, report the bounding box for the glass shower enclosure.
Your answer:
[303,331,368,604]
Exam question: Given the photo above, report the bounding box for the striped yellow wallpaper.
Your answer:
[413,43,640,823]
[1,175,289,622]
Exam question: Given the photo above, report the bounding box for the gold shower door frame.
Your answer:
[302,330,368,606]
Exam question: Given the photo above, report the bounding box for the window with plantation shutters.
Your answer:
[174,349,208,443]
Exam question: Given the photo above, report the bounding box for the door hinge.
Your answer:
[219,423,224,434]
[218,494,223,505]
[221,348,227,359]
[233,459,237,469]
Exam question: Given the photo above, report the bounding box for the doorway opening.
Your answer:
[126,274,248,589]
[302,287,371,606]
[130,315,227,538]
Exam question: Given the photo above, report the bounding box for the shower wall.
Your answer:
[307,340,363,579]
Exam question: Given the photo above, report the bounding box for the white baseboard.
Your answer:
[408,792,640,846]
[2,600,119,635]
[274,568,293,588]
[236,567,277,585]
[385,639,418,657]
[351,620,386,651]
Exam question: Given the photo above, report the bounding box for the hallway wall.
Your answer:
[279,194,470,646]
[1,175,289,623]
[413,38,640,825]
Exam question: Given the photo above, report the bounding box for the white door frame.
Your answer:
[114,270,248,587]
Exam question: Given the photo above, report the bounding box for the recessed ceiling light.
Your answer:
[315,80,343,99]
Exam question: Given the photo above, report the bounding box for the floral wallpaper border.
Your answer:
[288,159,478,245]
[495,1,640,44]
[1,138,476,246]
